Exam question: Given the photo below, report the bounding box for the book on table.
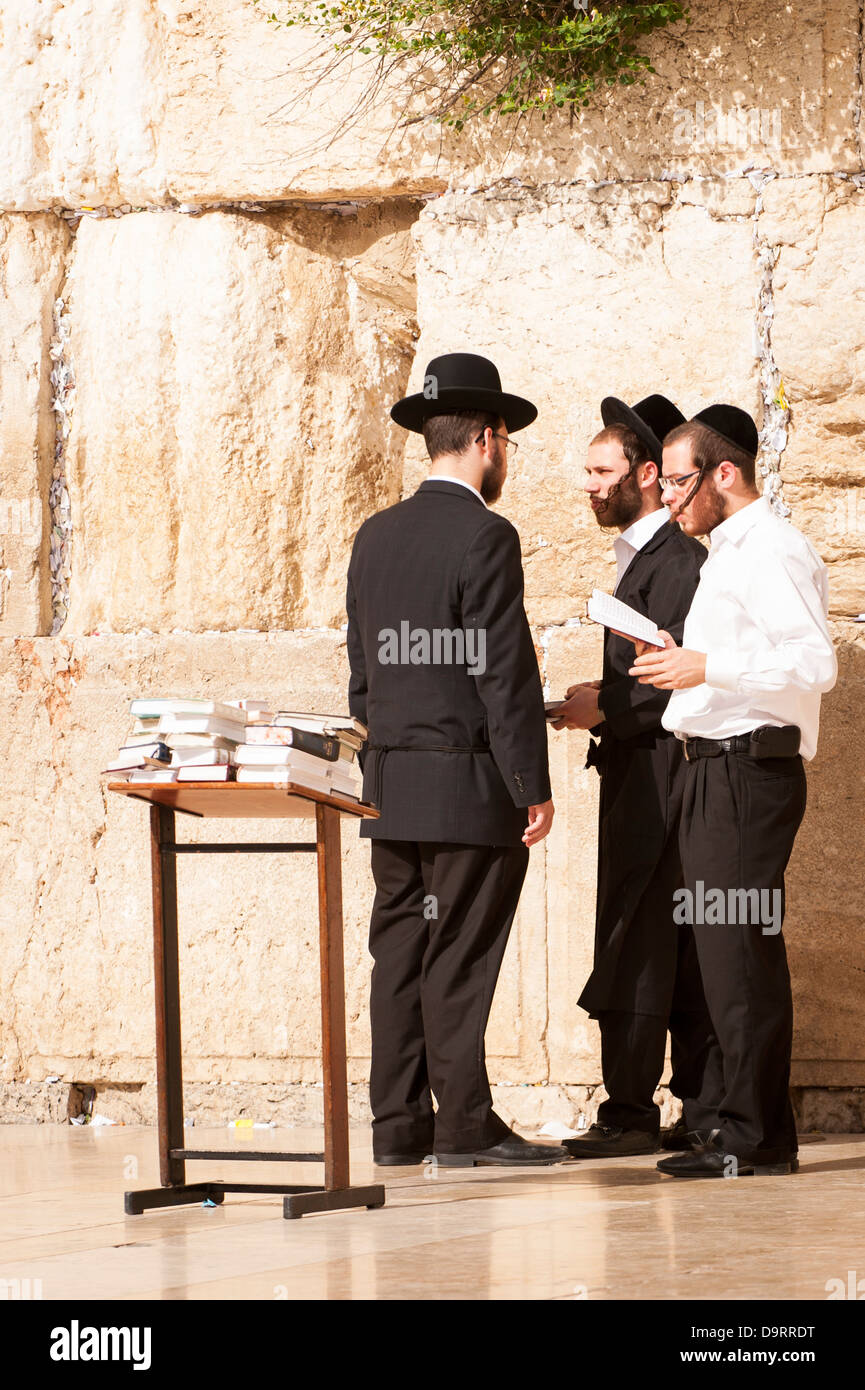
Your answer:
[175,764,235,781]
[124,767,178,783]
[168,746,231,767]
[103,743,172,772]
[157,712,248,742]
[233,745,344,777]
[243,725,341,761]
[234,767,332,794]
[272,712,367,751]
[129,697,248,723]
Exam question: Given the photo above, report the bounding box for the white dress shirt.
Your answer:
[663,497,837,760]
[426,474,488,508]
[613,506,670,591]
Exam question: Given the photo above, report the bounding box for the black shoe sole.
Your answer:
[564,1143,661,1159]
[434,1151,567,1168]
[657,1157,799,1178]
[373,1153,429,1167]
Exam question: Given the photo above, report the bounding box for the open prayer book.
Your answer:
[587,589,666,649]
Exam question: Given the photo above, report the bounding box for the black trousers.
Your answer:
[678,751,807,1164]
[368,838,528,1155]
[596,926,724,1135]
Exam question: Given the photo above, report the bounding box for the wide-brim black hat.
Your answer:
[391,352,538,434]
[692,404,759,459]
[600,393,686,466]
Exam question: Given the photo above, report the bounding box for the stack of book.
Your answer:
[234,712,365,801]
[103,698,256,783]
[103,700,366,801]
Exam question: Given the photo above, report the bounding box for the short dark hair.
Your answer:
[422,409,501,461]
[664,420,757,488]
[590,423,655,475]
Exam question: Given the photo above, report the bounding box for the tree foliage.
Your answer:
[256,1,689,130]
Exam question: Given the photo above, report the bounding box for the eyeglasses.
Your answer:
[475,430,518,455]
[660,469,702,495]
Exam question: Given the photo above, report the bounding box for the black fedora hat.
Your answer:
[390,352,538,434]
[692,404,759,459]
[600,393,686,467]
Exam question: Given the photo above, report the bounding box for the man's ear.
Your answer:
[638,459,660,491]
[716,460,739,490]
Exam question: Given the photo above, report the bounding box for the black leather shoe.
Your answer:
[657,1136,799,1178]
[435,1131,569,1167]
[563,1124,660,1158]
[659,1119,713,1152]
[373,1151,430,1166]
[659,1118,688,1150]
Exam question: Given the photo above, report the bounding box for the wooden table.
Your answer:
[107,779,385,1220]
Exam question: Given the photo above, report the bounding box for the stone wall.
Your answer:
[1,0,863,1129]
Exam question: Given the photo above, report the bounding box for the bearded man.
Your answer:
[551,395,717,1157]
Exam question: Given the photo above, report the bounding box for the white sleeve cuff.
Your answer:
[704,649,742,692]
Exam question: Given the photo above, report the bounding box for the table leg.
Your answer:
[150,802,186,1187]
[315,801,350,1192]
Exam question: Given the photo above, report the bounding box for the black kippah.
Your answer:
[692,404,759,459]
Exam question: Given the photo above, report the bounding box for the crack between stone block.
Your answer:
[48,252,76,635]
[855,0,864,167]
[48,194,435,227]
[751,172,790,518]
[538,619,583,700]
[28,169,865,234]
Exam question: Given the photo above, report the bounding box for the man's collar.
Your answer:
[418,476,488,509]
[615,506,670,552]
[710,495,768,550]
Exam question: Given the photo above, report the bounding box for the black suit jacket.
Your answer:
[579,518,707,1017]
[346,479,551,845]
[596,519,707,741]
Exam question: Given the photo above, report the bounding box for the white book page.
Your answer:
[587,590,665,648]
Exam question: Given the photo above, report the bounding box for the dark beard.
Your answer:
[591,470,643,529]
[677,473,728,534]
[480,445,506,503]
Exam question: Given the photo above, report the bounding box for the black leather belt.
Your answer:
[682,734,754,762]
[366,742,490,808]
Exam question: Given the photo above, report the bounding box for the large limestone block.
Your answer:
[787,625,865,1084]
[0,632,375,1086]
[487,833,550,1086]
[544,623,604,1082]
[0,629,560,1093]
[407,182,759,626]
[0,1,170,210]
[0,0,449,210]
[759,178,865,612]
[0,214,70,634]
[1,1,857,209]
[459,0,861,186]
[62,203,418,634]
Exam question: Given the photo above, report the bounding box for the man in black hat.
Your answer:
[628,404,837,1177]
[346,352,568,1168]
[551,396,716,1157]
